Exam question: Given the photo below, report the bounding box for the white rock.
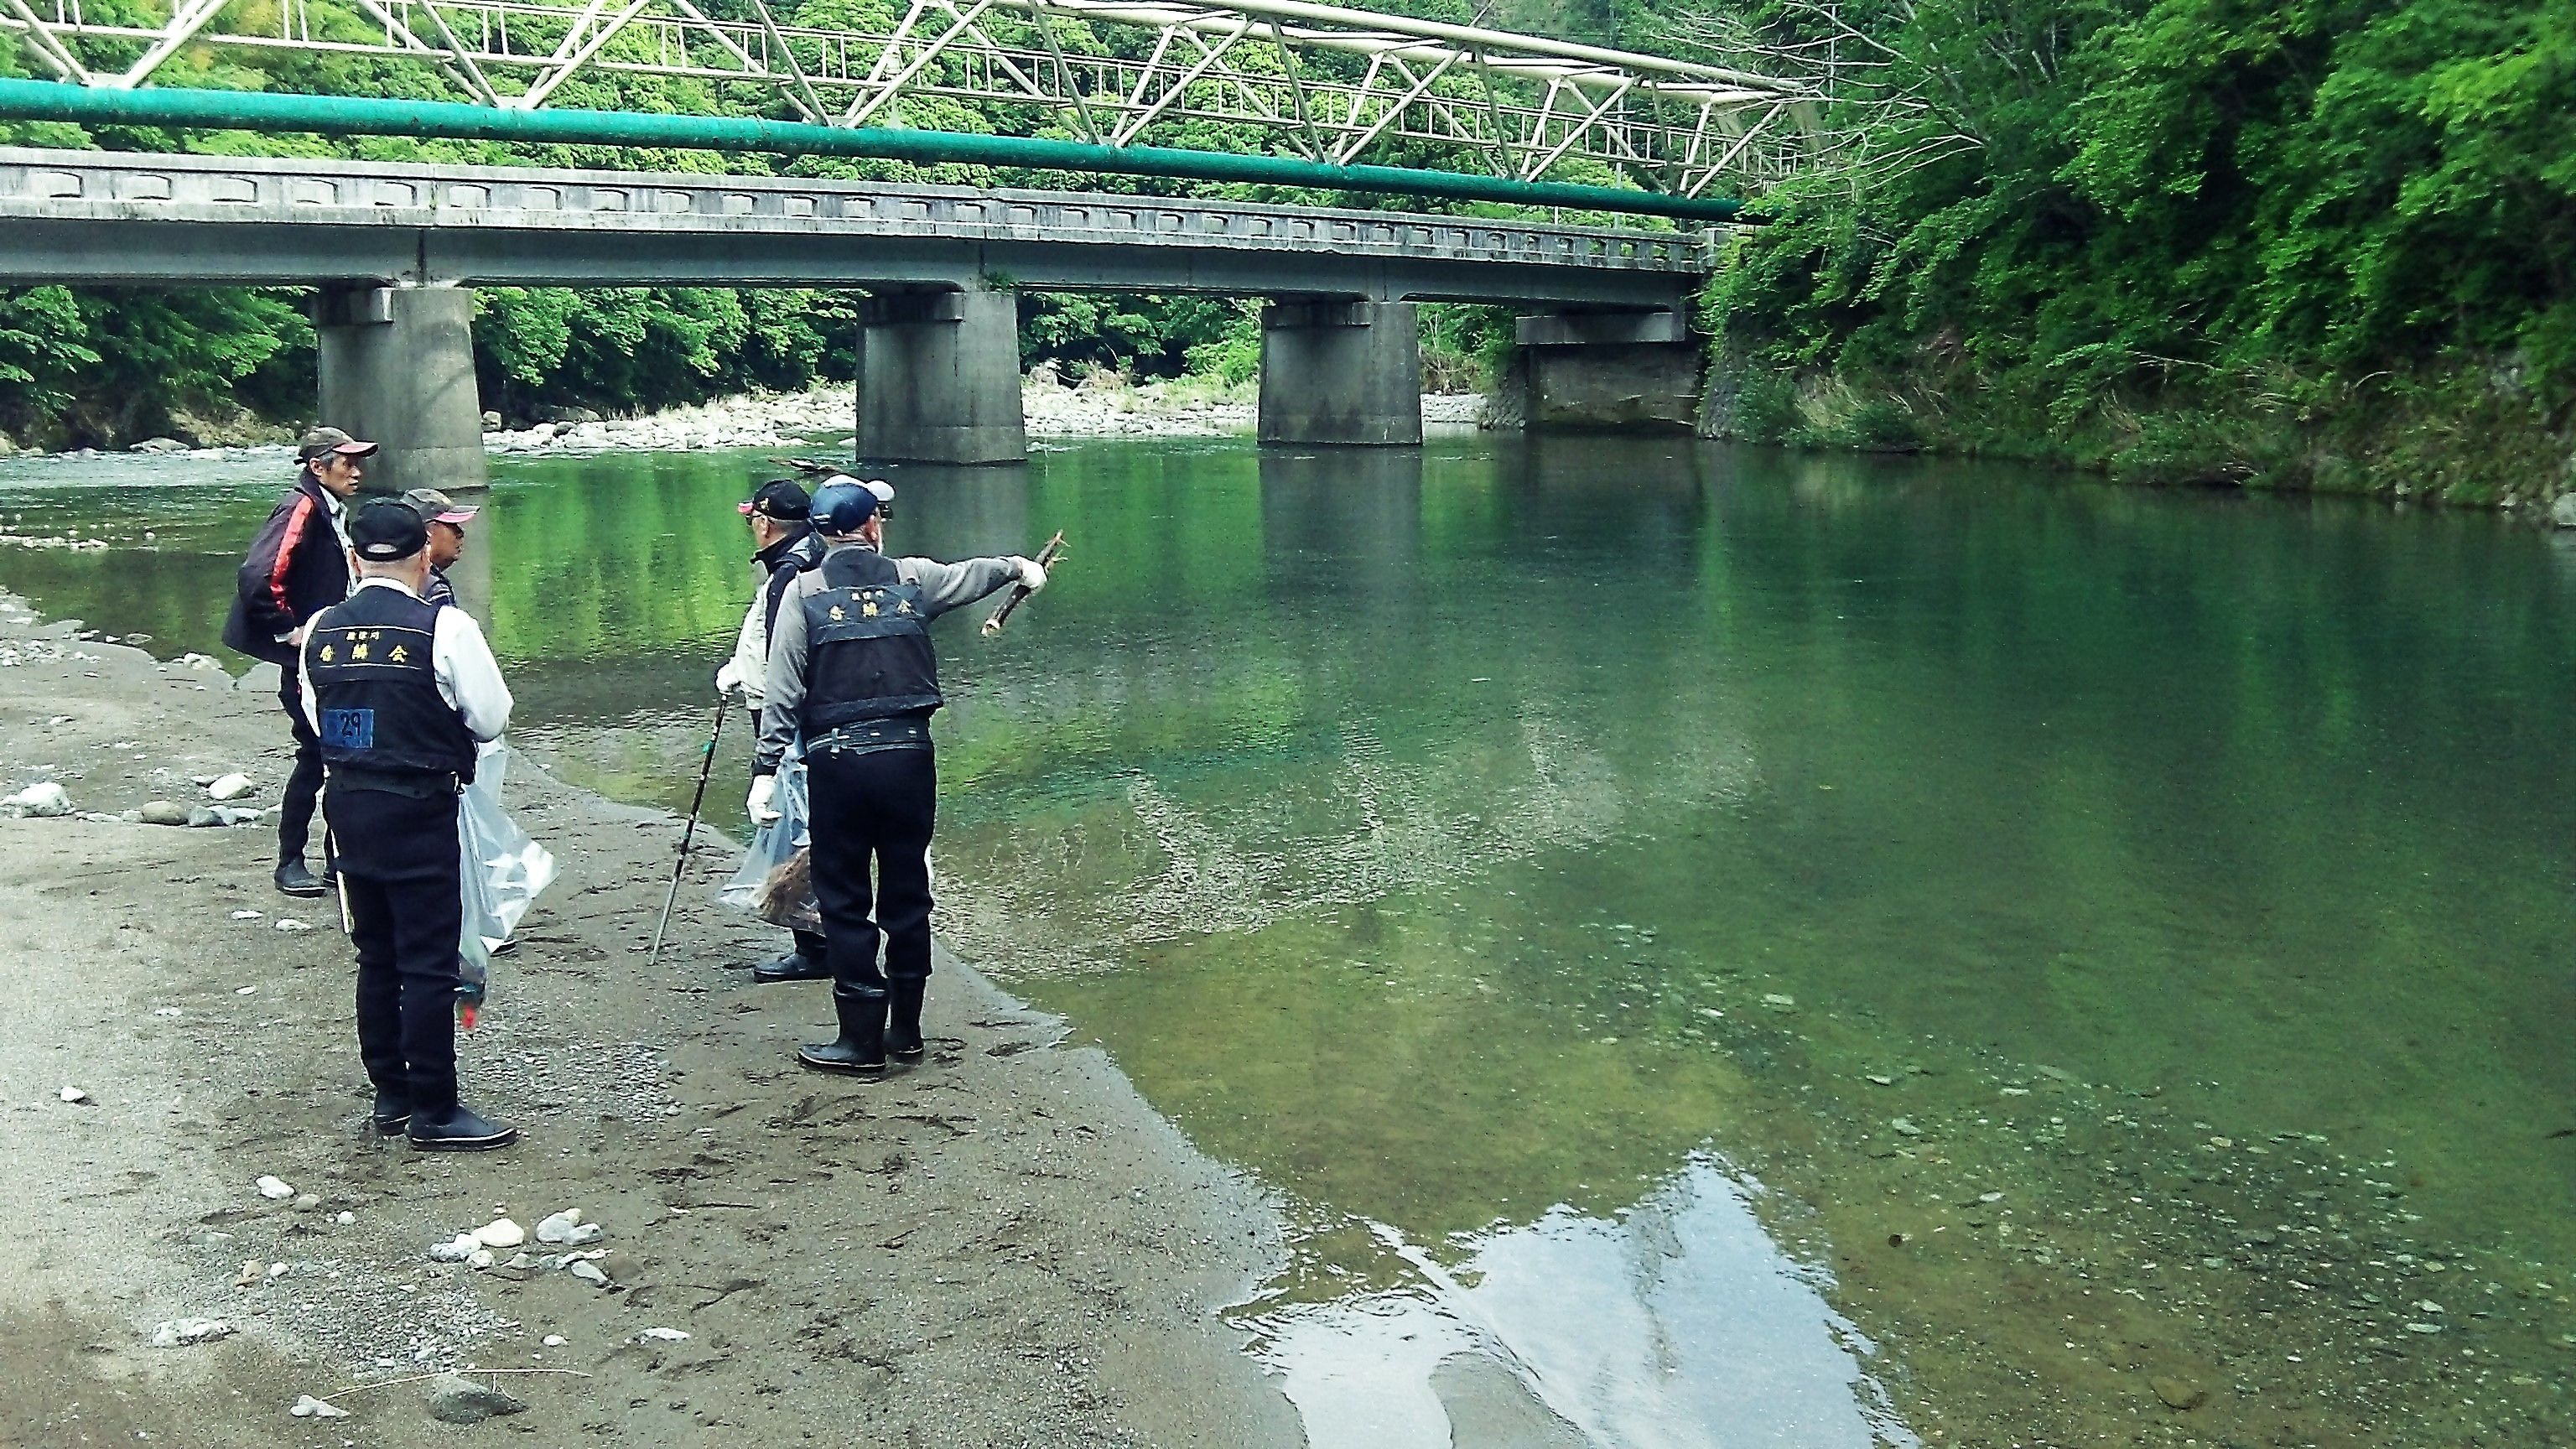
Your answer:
[255,1175,294,1200]
[335,1211,356,1226]
[205,773,255,801]
[150,1318,233,1348]
[558,1222,603,1246]
[267,1262,288,1278]
[567,1259,610,1286]
[534,1209,587,1244]
[289,1394,349,1419]
[58,1085,87,1104]
[636,1327,689,1341]
[542,1335,567,1348]
[273,918,314,933]
[229,909,263,921]
[467,1248,496,1270]
[472,1218,527,1249]
[2,781,71,818]
[428,1233,481,1263]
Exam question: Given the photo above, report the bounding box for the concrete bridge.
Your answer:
[0,146,1716,486]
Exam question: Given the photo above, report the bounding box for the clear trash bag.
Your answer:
[719,742,819,933]
[458,740,558,1005]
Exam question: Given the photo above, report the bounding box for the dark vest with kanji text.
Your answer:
[303,585,478,782]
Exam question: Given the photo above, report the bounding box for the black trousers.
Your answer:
[276,671,325,865]
[325,784,465,1113]
[806,743,937,995]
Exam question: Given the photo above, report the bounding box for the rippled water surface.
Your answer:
[5,436,2573,1447]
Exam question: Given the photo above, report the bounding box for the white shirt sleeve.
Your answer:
[430,606,514,743]
[727,592,768,704]
[296,642,320,735]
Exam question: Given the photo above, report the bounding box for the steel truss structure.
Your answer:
[0,0,1820,197]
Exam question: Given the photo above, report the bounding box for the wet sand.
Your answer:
[0,592,1306,1446]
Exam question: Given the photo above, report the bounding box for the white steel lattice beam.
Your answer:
[0,0,1825,196]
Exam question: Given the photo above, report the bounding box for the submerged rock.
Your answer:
[2149,1376,2207,1410]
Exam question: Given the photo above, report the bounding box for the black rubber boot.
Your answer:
[885,980,926,1062]
[797,989,887,1076]
[369,1088,411,1136]
[751,949,831,984]
[273,859,328,898]
[407,1101,519,1152]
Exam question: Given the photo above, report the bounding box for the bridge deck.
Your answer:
[0,148,1711,308]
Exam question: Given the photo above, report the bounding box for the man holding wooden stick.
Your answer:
[750,480,1046,1075]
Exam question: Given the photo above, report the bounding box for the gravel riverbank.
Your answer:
[0,589,1304,1446]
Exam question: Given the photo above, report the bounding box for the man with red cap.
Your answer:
[223,425,379,899]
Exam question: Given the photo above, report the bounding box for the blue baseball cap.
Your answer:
[810,480,880,535]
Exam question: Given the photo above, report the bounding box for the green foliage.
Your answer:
[1702,0,2576,499]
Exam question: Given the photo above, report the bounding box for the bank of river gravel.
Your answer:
[0,589,1306,1446]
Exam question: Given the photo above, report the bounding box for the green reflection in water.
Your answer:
[7,435,2575,1441]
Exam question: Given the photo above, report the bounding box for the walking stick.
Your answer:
[983,532,1066,637]
[648,693,730,967]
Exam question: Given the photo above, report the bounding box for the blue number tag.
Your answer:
[319,707,374,750]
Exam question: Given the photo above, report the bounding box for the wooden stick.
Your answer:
[982,531,1065,638]
[325,1368,595,1397]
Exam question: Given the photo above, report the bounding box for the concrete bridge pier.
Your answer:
[314,284,489,495]
[1495,309,1702,433]
[1258,301,1422,446]
[854,289,1026,465]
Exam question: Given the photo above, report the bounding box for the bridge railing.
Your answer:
[0,0,1821,199]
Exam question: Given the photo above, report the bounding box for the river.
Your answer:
[3,434,2570,1447]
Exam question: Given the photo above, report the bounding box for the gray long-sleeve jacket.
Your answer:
[755,539,1021,774]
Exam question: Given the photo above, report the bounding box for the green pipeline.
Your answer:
[0,78,1753,224]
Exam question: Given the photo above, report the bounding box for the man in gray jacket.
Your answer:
[750,480,1045,1075]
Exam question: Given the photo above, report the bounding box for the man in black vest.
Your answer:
[718,478,830,981]
[751,481,1044,1074]
[223,426,377,898]
[300,500,519,1150]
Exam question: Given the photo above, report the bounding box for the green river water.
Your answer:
[2,434,2570,1448]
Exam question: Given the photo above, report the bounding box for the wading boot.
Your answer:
[885,980,926,1062]
[369,1088,412,1136]
[273,858,328,898]
[407,1102,519,1152]
[751,949,831,984]
[797,989,886,1077]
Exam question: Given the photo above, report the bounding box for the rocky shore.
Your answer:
[14,377,1489,469]
[0,589,1304,1446]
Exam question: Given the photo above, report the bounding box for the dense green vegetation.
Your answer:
[1690,0,2574,500]
[3,0,2566,501]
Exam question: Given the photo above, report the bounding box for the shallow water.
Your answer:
[4,436,2572,1446]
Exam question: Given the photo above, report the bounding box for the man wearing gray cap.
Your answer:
[223,425,378,898]
[402,488,480,610]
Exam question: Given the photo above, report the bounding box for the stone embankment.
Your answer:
[4,377,1487,469]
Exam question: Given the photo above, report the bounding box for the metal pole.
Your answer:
[0,78,1759,223]
[648,693,730,967]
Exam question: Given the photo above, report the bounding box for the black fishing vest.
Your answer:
[303,585,478,782]
[800,548,942,737]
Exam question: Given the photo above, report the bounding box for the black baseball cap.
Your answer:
[350,498,428,561]
[739,480,810,521]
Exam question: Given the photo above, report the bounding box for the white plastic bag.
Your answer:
[459,740,557,994]
[719,742,818,932]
